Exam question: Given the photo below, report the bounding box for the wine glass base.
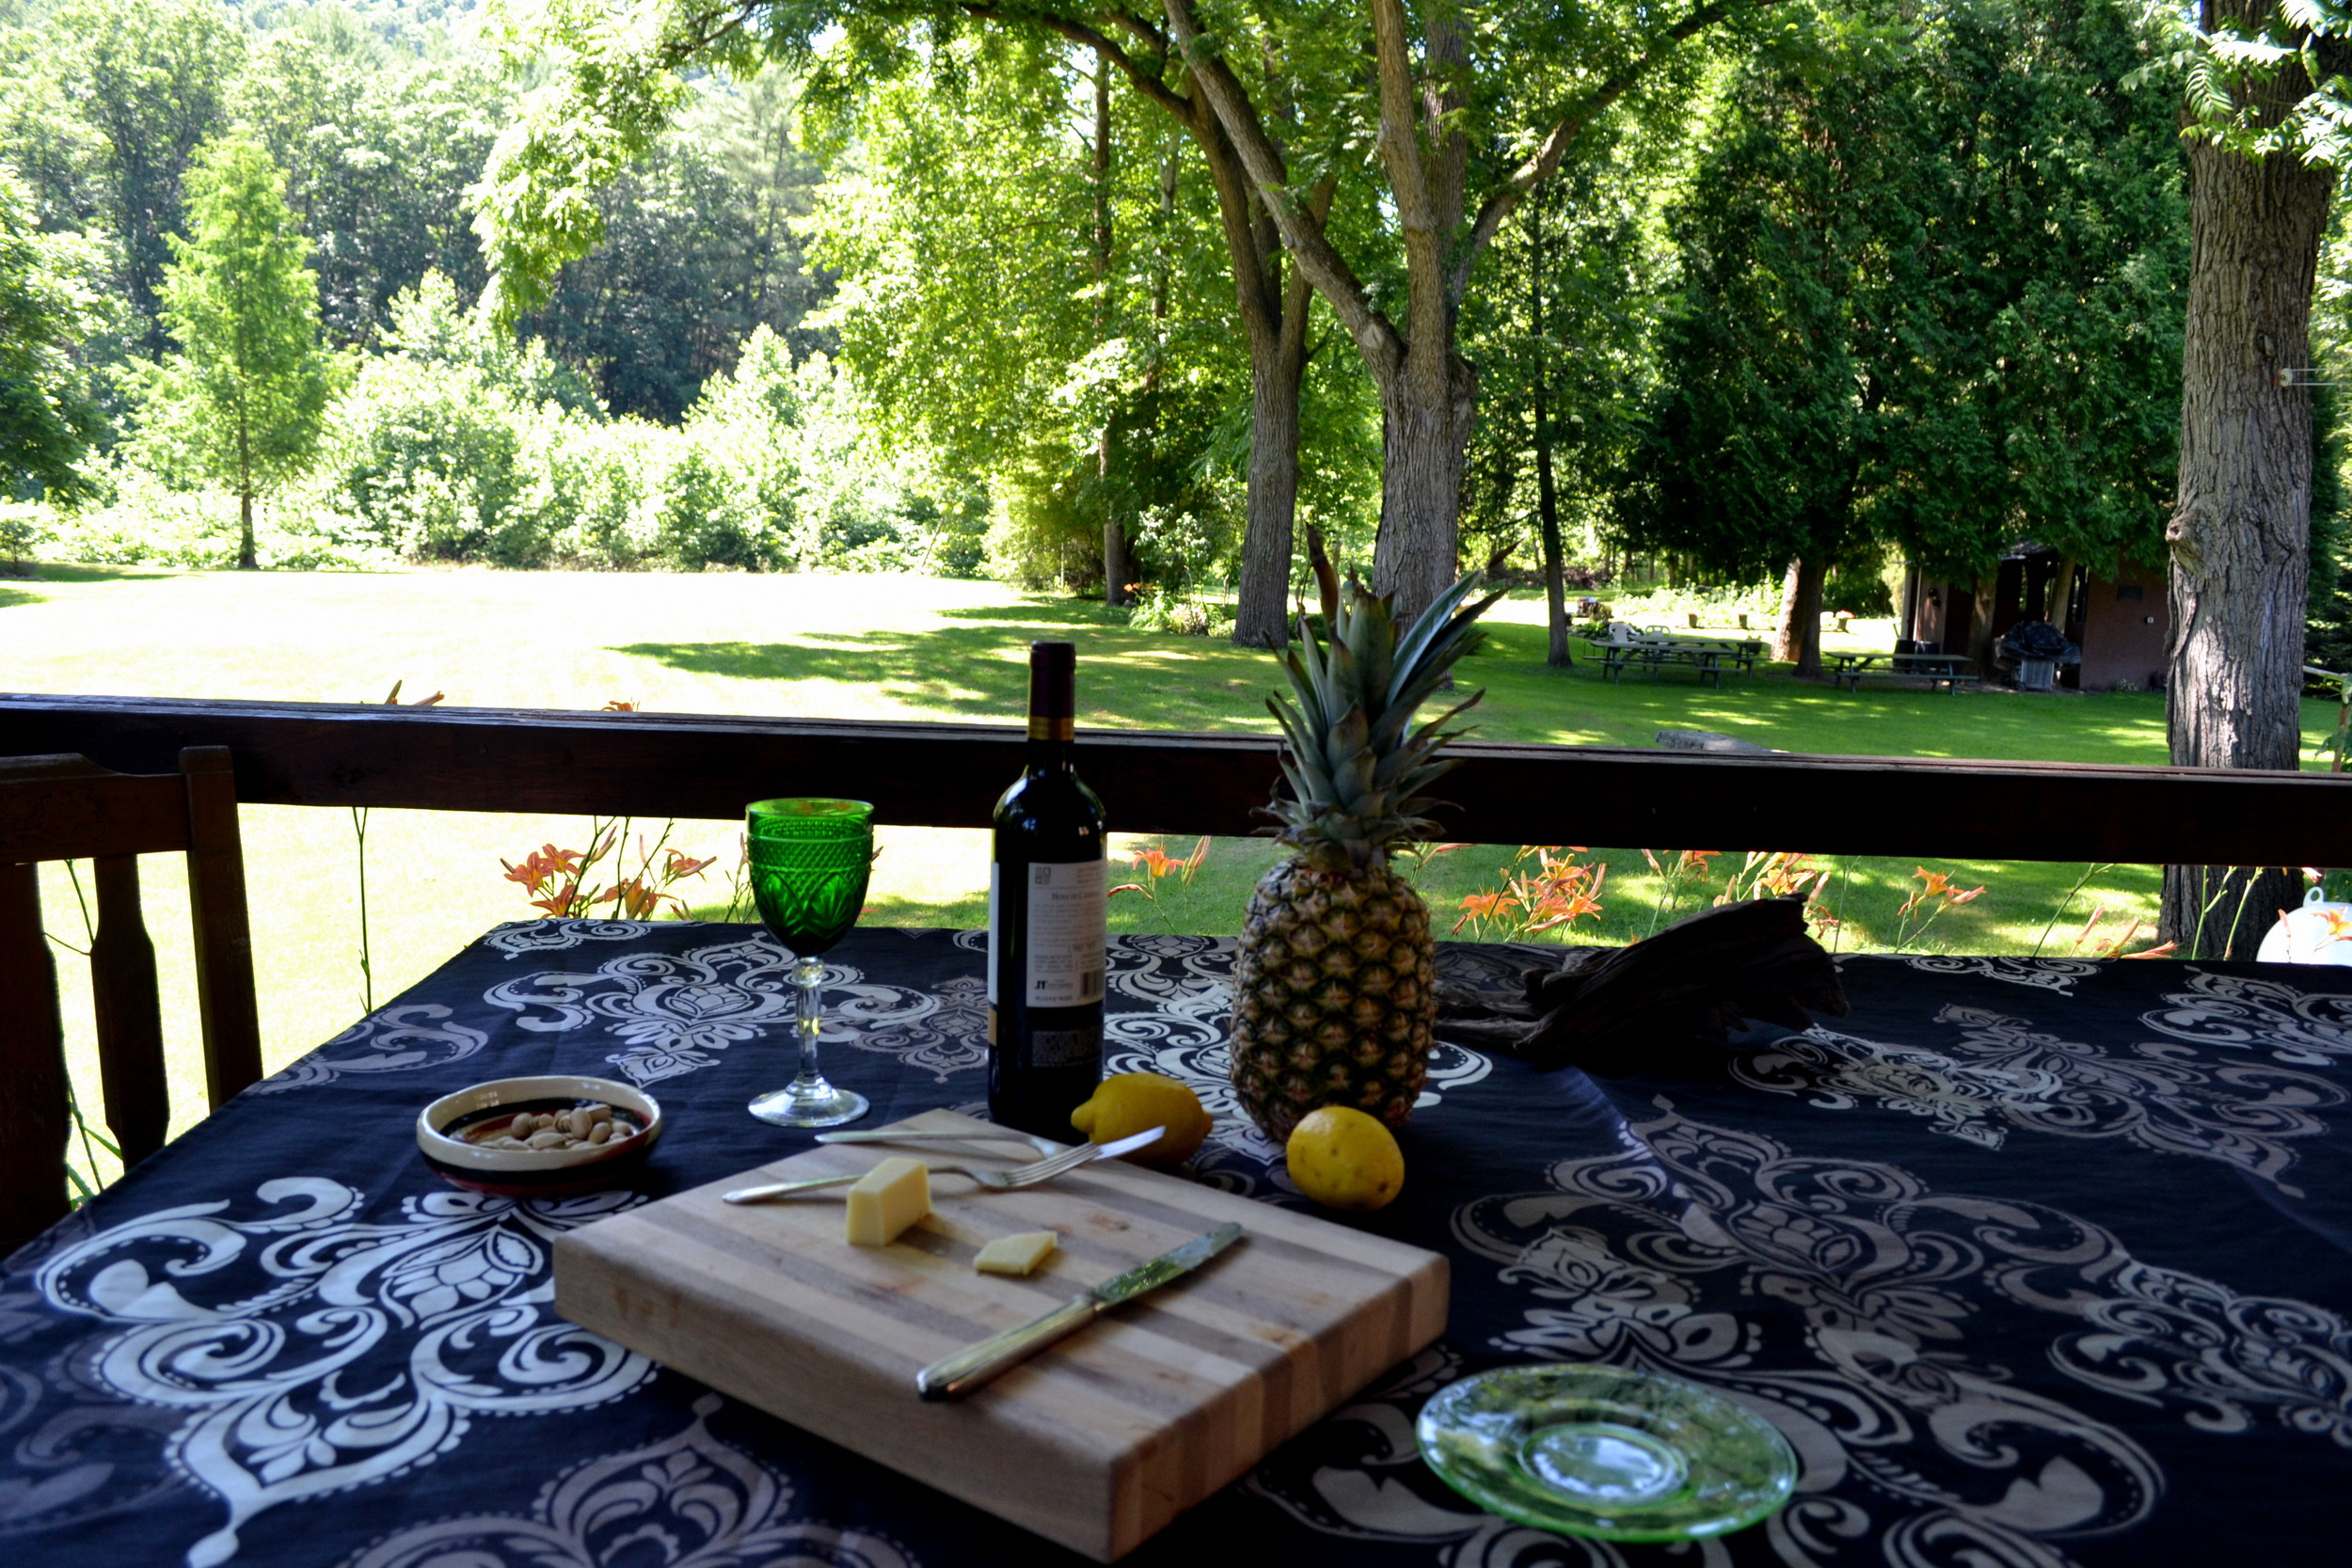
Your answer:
[748,1083,870,1129]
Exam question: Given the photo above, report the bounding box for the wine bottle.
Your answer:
[988,641,1107,1138]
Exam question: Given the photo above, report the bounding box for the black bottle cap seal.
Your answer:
[1028,641,1075,733]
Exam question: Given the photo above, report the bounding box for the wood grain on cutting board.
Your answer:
[553,1109,1450,1560]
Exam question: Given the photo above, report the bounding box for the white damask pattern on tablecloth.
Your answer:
[30,1181,654,1567]
[2140,967,2352,1065]
[1900,955,2102,993]
[1731,1004,2343,1190]
[1263,1101,2352,1568]
[482,937,961,1086]
[342,1393,918,1568]
[251,1006,488,1093]
[481,918,662,958]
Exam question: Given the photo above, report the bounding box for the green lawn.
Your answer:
[7,563,2329,1180]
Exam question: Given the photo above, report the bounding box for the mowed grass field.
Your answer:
[9,562,2335,1178]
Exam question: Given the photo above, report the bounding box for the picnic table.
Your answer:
[1579,625,1767,687]
[1826,649,1982,692]
[5,918,2348,1564]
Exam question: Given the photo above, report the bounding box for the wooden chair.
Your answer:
[0,748,262,1254]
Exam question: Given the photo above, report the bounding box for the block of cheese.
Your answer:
[974,1230,1058,1275]
[844,1157,930,1245]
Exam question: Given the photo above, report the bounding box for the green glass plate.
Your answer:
[1415,1364,1798,1542]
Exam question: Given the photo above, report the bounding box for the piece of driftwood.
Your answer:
[1435,896,1846,1076]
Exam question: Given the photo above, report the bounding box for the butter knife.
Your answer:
[914,1221,1245,1401]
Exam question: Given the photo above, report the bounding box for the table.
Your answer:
[1827,651,1981,692]
[5,920,2350,1565]
[1580,630,1764,687]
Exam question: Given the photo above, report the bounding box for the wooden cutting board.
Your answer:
[552,1109,1449,1561]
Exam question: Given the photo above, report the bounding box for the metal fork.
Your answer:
[815,1128,1067,1157]
[720,1126,1163,1205]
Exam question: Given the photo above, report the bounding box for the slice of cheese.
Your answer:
[973,1230,1059,1276]
[844,1157,930,1246]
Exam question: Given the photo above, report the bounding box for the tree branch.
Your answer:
[1449,0,1766,302]
[1162,0,1403,380]
[954,2,1195,120]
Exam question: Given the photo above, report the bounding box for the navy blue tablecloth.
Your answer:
[5,921,2349,1567]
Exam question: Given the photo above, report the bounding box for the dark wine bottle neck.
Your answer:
[1025,731,1073,773]
[1025,640,1076,774]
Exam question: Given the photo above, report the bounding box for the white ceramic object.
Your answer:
[2255,887,2352,965]
[417,1074,664,1196]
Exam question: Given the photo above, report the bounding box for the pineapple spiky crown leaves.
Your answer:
[1264,569,1504,872]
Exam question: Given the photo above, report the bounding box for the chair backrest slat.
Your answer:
[0,746,259,1258]
[0,862,71,1248]
[0,764,190,863]
[90,854,168,1166]
[183,747,262,1106]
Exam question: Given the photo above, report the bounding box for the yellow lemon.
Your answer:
[1285,1106,1405,1212]
[1071,1073,1211,1167]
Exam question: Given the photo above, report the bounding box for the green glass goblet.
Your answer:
[745,798,874,1128]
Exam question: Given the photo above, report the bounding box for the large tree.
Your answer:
[0,166,105,498]
[475,0,1326,641]
[475,0,1758,630]
[1623,0,2185,680]
[1155,0,1772,623]
[151,135,334,569]
[49,0,242,357]
[803,37,1248,594]
[2159,0,2352,952]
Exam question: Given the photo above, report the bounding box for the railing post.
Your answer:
[0,862,69,1253]
[182,746,262,1105]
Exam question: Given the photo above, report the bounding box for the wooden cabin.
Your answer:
[1901,546,2168,691]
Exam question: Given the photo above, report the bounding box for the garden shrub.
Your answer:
[327,355,529,561]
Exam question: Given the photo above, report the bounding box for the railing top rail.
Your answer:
[2,690,2345,864]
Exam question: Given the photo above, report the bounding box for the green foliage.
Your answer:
[0,165,107,498]
[1621,0,2185,585]
[234,31,512,344]
[326,351,532,562]
[147,132,336,559]
[49,0,245,356]
[803,36,1259,594]
[525,125,828,421]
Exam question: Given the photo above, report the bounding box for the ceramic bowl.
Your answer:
[416,1075,663,1197]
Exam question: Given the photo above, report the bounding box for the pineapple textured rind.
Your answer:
[1228,568,1497,1141]
[1231,836,1437,1139]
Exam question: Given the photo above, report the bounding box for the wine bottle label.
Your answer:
[985,860,1106,1009]
[1024,859,1105,1006]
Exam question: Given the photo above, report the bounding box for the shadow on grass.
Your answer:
[613,619,1280,731]
[33,562,179,583]
[0,585,44,610]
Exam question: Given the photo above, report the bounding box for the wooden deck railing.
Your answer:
[5,692,2350,865]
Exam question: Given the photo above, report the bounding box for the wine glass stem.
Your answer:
[793,955,826,1088]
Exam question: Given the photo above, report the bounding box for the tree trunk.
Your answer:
[2160,36,2332,951]
[2048,552,2079,629]
[1535,437,1569,667]
[1372,351,1478,627]
[1966,569,1998,674]
[1530,199,1569,668]
[1091,56,1132,609]
[237,416,257,571]
[1773,557,1826,677]
[1232,339,1307,645]
[1772,560,1804,663]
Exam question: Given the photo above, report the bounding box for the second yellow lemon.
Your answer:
[1070,1073,1212,1166]
[1285,1106,1406,1211]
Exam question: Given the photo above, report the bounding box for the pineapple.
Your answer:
[1229,568,1502,1141]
